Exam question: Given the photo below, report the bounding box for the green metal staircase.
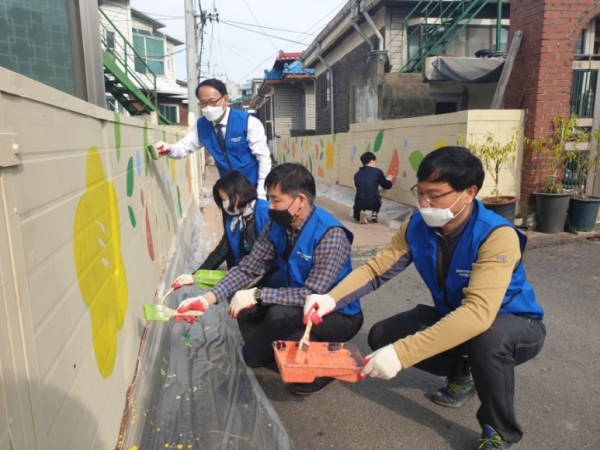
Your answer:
[401,0,491,73]
[99,9,171,125]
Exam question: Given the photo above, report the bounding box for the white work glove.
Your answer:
[228,288,257,319]
[155,141,172,157]
[360,344,403,380]
[303,294,336,325]
[171,273,195,290]
[386,175,393,181]
[175,296,209,324]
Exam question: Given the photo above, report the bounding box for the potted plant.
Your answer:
[564,127,600,232]
[458,130,519,222]
[525,115,586,233]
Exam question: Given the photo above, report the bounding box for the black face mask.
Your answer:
[269,197,297,227]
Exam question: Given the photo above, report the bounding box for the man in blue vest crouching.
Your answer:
[304,147,546,448]
[155,78,272,198]
[177,163,363,396]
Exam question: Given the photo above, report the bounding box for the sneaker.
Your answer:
[371,213,378,223]
[359,211,367,224]
[430,375,476,408]
[478,425,514,449]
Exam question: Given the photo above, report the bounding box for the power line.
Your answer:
[219,21,316,46]
[241,0,279,53]
[218,19,318,36]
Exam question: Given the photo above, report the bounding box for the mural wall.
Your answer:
[0,68,199,449]
[276,110,524,206]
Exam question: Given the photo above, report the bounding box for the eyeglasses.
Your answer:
[199,95,225,108]
[410,184,455,205]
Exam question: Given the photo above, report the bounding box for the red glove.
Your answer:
[171,274,194,290]
[175,296,209,324]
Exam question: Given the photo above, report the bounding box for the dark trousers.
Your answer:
[367,304,546,443]
[242,306,364,368]
[353,197,382,221]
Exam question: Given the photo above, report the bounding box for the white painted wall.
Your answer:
[276,110,524,206]
[0,67,200,450]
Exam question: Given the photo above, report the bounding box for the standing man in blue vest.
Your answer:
[304,147,546,449]
[155,78,272,198]
[176,163,363,395]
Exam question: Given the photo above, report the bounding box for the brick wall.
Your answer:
[505,0,600,215]
[315,40,372,135]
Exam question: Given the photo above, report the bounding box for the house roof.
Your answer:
[131,8,184,46]
[276,51,303,61]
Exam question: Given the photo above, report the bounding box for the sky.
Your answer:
[130,0,349,85]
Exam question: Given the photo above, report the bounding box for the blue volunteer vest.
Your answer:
[197,108,259,185]
[224,199,270,265]
[269,207,361,316]
[406,200,543,318]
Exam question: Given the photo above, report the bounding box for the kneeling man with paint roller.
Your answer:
[304,147,546,449]
[176,163,363,396]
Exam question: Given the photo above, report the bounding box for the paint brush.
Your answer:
[295,315,313,364]
[143,304,204,322]
[160,287,174,304]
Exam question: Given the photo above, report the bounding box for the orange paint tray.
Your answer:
[272,341,365,383]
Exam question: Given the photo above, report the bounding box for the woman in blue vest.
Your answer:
[155,78,272,198]
[305,147,546,449]
[170,171,282,313]
[176,163,363,396]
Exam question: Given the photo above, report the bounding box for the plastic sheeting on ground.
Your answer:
[119,199,293,450]
[316,178,414,230]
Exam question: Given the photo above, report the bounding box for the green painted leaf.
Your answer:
[332,134,337,144]
[319,152,324,160]
[128,205,136,228]
[177,185,182,217]
[373,130,384,153]
[143,123,149,176]
[113,112,121,162]
[309,155,313,172]
[366,142,371,153]
[166,212,170,232]
[320,139,324,148]
[126,157,134,197]
[409,151,425,172]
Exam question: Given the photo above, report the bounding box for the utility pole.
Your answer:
[185,0,200,122]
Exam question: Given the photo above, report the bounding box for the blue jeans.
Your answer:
[367,304,546,443]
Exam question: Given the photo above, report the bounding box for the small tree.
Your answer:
[525,115,589,194]
[564,126,600,198]
[458,129,518,201]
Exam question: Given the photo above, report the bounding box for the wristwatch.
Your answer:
[254,288,263,301]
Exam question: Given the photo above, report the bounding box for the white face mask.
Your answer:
[417,191,467,228]
[242,200,255,218]
[202,105,225,122]
[222,200,240,216]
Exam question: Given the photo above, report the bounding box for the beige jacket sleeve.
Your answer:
[393,226,522,368]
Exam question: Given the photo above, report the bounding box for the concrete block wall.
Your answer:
[504,0,600,216]
[0,67,200,450]
[274,84,303,139]
[277,110,524,207]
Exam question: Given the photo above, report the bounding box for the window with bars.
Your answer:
[159,104,179,123]
[570,70,597,118]
[132,29,165,76]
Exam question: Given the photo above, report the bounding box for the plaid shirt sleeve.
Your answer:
[210,223,276,302]
[262,227,351,307]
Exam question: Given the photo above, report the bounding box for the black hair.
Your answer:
[416,146,485,192]
[195,78,228,99]
[265,163,316,204]
[360,152,376,166]
[212,171,257,213]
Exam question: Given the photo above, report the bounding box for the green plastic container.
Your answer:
[193,269,227,289]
